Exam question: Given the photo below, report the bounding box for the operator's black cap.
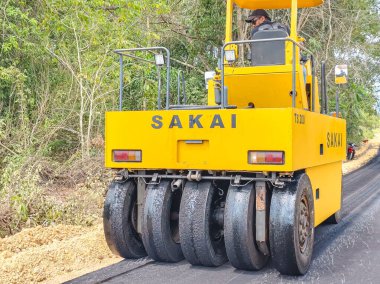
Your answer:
[245,9,271,23]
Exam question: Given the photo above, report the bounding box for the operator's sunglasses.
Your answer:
[248,16,260,25]
[251,17,260,25]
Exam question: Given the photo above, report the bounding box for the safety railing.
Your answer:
[114,47,171,110]
[115,40,317,112]
[320,61,328,114]
[221,38,316,111]
[177,70,187,105]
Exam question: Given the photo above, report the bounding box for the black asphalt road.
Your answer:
[68,152,380,284]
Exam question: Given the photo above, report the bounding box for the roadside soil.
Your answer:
[342,130,380,174]
[0,130,379,284]
[0,223,121,284]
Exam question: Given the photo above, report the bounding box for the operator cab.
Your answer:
[208,0,324,113]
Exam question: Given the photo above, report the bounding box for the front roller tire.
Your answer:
[179,181,227,267]
[269,173,315,275]
[224,183,269,270]
[103,180,147,259]
[142,180,184,262]
[326,207,342,224]
[326,176,343,224]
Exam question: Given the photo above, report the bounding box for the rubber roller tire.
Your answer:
[326,176,343,224]
[103,180,146,259]
[142,180,184,262]
[224,183,269,270]
[269,173,314,275]
[179,181,227,267]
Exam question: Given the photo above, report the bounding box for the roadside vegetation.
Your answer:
[0,0,379,237]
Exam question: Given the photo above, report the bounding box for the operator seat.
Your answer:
[251,24,288,66]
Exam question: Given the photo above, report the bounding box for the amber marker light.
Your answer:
[248,151,284,165]
[113,150,142,162]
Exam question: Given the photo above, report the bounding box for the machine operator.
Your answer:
[246,9,307,84]
[245,9,290,37]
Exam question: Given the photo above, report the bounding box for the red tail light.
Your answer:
[113,150,142,162]
[248,151,285,165]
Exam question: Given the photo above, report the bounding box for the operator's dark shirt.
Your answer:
[251,20,290,38]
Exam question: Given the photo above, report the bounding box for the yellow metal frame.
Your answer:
[105,0,345,225]
[306,161,342,226]
[233,0,324,9]
[219,0,316,112]
[226,0,325,41]
[105,108,345,172]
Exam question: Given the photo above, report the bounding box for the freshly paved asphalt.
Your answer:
[68,151,380,284]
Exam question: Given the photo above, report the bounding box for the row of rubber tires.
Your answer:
[103,174,317,275]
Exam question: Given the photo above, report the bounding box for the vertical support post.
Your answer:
[325,88,328,114]
[182,72,186,104]
[119,55,124,111]
[255,178,269,256]
[177,72,181,104]
[336,87,340,118]
[321,61,328,114]
[225,0,234,43]
[292,43,297,108]
[165,50,171,110]
[291,0,298,108]
[321,61,325,114]
[137,171,146,234]
[157,66,162,109]
[311,55,315,112]
[290,0,298,39]
[221,48,226,109]
[324,66,328,114]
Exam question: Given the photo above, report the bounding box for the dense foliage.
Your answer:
[0,0,379,235]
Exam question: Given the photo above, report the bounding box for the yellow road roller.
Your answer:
[103,0,346,275]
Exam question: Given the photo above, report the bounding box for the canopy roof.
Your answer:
[234,0,324,9]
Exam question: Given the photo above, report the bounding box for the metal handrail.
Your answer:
[177,70,187,105]
[221,38,316,110]
[321,61,328,114]
[114,47,171,110]
[169,105,237,110]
